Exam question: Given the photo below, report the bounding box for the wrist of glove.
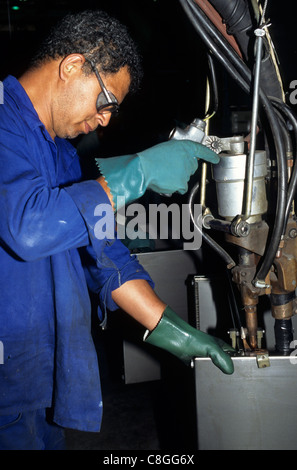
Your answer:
[96,153,146,210]
[95,140,219,211]
[143,305,234,375]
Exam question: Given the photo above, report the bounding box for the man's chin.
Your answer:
[56,130,82,140]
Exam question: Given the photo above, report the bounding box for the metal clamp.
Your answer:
[170,118,245,155]
[202,135,245,155]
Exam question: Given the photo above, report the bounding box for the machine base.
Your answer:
[194,355,297,450]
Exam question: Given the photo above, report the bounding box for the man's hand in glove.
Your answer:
[144,306,234,375]
[96,140,219,211]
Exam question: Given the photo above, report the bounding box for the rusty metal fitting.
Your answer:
[271,301,293,319]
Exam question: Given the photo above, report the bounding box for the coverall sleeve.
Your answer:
[0,125,97,261]
[65,181,154,314]
[81,242,154,313]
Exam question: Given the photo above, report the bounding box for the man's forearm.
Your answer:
[99,176,165,330]
[111,279,166,330]
[111,279,235,375]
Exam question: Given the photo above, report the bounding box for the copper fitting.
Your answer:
[245,305,258,349]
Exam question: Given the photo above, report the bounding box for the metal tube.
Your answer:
[200,163,207,207]
[244,29,265,217]
[200,77,211,207]
[245,305,258,349]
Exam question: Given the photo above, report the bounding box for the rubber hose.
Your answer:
[274,318,294,354]
[270,97,297,229]
[207,0,283,100]
[209,0,253,57]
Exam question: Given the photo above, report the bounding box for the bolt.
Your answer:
[289,228,297,239]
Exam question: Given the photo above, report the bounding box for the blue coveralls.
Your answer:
[0,76,153,449]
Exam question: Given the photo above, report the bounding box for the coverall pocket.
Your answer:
[0,413,22,430]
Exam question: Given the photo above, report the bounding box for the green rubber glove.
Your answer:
[144,306,234,374]
[95,140,219,211]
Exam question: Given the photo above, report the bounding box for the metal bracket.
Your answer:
[256,352,271,368]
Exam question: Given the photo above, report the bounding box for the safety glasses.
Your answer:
[86,59,119,116]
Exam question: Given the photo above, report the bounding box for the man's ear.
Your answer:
[59,54,86,81]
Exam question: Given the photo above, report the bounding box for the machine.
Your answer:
[170,0,297,449]
[172,0,297,361]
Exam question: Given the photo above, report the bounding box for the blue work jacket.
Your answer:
[0,76,153,431]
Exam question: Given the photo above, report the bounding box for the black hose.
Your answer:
[271,289,295,354]
[181,0,251,93]
[270,97,297,229]
[208,0,283,100]
[180,0,287,284]
[274,111,294,158]
[274,318,294,354]
[209,0,253,57]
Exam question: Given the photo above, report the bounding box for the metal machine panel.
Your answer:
[195,355,297,450]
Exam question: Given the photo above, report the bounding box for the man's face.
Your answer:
[52,62,131,139]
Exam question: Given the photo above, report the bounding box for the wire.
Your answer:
[204,53,219,121]
[188,182,236,268]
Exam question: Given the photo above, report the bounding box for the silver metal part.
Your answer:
[195,355,297,450]
[170,117,245,156]
[244,27,266,217]
[170,118,206,143]
[253,278,271,289]
[212,150,268,220]
[202,135,245,155]
[202,214,250,237]
[256,352,270,368]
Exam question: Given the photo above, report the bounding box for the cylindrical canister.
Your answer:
[212,150,268,219]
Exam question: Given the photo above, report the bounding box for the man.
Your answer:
[0,10,234,449]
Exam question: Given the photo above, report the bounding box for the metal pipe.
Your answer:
[200,162,207,208]
[244,27,265,217]
[200,72,212,207]
[245,305,258,349]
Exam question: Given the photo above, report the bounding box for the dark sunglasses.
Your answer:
[86,59,119,116]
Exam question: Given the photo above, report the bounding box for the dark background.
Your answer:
[1,0,297,156]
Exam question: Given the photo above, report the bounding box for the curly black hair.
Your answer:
[31,10,143,93]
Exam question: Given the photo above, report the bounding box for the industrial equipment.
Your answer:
[173,0,297,361]
[169,0,297,449]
